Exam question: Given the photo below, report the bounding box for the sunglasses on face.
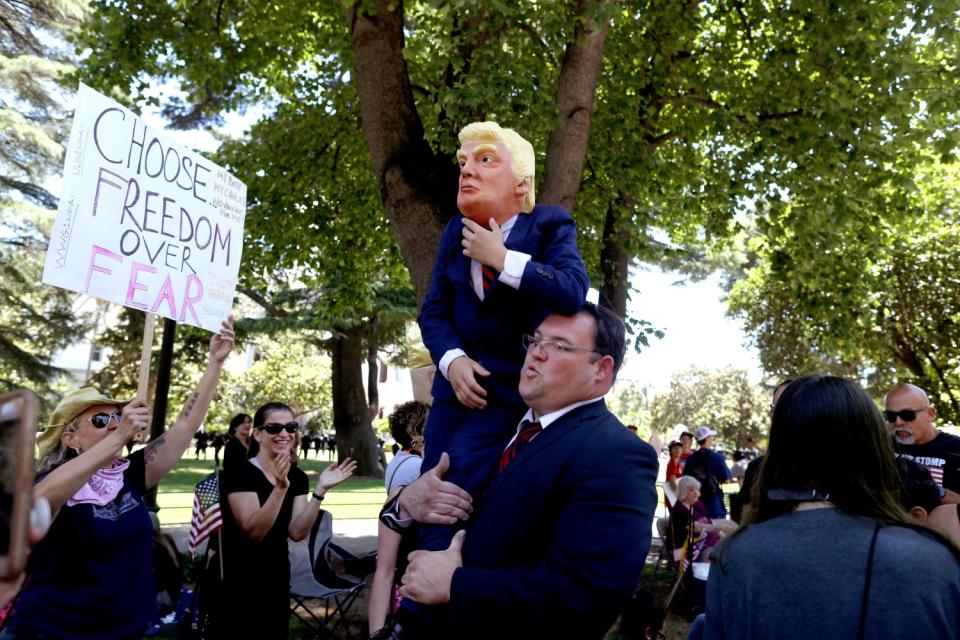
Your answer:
[260,422,298,435]
[89,412,122,429]
[882,408,928,423]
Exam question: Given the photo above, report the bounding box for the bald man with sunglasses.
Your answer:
[885,384,960,505]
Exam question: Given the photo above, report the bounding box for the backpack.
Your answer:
[683,450,720,502]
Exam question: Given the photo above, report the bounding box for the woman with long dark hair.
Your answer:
[702,375,960,639]
[223,412,257,470]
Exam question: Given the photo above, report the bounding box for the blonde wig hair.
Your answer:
[458,121,536,211]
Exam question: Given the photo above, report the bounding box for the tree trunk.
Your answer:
[599,199,630,318]
[346,0,455,307]
[331,324,384,477]
[366,318,388,470]
[540,0,611,211]
[367,315,380,417]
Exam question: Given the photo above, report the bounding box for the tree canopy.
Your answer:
[60,0,960,458]
[75,0,960,313]
[0,0,90,391]
[649,366,769,448]
[728,161,960,425]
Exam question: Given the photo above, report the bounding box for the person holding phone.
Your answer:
[209,401,357,639]
[0,318,234,640]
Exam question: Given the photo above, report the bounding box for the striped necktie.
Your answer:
[499,420,543,472]
[482,265,499,293]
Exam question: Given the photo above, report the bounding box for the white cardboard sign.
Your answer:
[43,83,245,333]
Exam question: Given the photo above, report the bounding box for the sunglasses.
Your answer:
[882,408,928,423]
[260,422,298,435]
[89,412,122,429]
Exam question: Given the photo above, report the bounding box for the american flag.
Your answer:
[680,530,707,576]
[187,472,222,555]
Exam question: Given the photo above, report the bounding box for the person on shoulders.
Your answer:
[378,303,658,639]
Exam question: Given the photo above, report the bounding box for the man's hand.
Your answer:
[462,218,507,272]
[399,453,473,524]
[447,356,489,409]
[400,530,465,604]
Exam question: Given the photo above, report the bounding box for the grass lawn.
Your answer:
[153,447,387,526]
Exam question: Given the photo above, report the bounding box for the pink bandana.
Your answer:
[66,458,130,507]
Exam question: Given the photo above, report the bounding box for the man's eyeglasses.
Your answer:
[522,334,601,356]
[260,422,298,435]
[882,408,929,423]
[89,412,122,429]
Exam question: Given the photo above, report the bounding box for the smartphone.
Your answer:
[0,389,38,579]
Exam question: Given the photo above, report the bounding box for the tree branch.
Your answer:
[238,286,288,317]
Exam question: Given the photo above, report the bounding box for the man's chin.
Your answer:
[893,433,916,445]
[460,209,490,225]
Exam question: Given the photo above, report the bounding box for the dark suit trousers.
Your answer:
[418,396,524,551]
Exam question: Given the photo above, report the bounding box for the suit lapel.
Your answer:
[503,209,535,254]
[486,400,608,495]
[484,210,534,303]
[449,215,472,287]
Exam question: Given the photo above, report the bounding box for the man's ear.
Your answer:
[594,354,615,384]
[515,176,531,196]
[929,405,937,420]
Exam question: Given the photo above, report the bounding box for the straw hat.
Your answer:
[37,388,127,458]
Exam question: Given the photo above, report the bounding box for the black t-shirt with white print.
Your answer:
[895,431,960,493]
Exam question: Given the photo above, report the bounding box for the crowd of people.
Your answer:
[196,425,339,464]
[3,116,960,640]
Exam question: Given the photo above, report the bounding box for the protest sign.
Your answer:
[42,83,245,334]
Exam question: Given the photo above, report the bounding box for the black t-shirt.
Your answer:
[221,458,308,589]
[222,437,252,472]
[894,431,960,493]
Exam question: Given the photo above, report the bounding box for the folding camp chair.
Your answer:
[650,516,681,582]
[289,510,366,639]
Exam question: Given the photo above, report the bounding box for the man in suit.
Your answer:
[416,121,589,555]
[382,302,658,639]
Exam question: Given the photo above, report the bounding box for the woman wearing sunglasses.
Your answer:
[211,401,356,639]
[1,318,235,640]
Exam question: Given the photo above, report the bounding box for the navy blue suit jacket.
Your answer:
[417,205,588,407]
[447,400,659,639]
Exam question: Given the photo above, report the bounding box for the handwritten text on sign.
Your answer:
[43,84,245,332]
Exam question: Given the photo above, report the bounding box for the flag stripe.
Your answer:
[187,472,223,555]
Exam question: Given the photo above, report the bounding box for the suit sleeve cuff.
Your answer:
[499,250,530,290]
[439,349,467,379]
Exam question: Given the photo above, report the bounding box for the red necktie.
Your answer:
[499,420,543,472]
[482,265,499,293]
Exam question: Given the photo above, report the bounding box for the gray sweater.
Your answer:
[703,507,960,640]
